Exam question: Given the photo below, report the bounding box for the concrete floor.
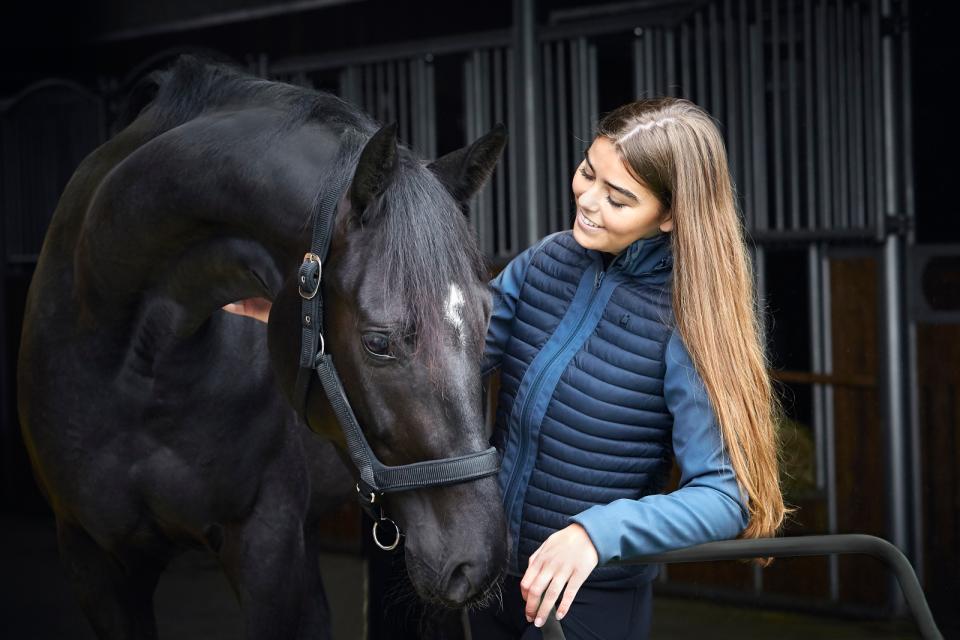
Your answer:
[0,513,931,639]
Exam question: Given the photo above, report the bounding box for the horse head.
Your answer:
[268,122,509,607]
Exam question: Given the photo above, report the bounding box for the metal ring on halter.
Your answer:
[298,252,322,299]
[372,518,401,551]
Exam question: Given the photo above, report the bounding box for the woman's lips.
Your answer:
[577,209,604,232]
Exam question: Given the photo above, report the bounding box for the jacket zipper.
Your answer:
[502,256,613,566]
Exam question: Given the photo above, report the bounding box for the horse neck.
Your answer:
[72,108,341,337]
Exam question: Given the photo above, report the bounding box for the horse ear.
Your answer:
[350,122,399,223]
[428,123,507,210]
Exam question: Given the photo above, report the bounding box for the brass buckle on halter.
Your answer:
[356,483,377,505]
[298,252,322,300]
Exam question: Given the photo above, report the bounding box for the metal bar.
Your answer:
[820,245,839,602]
[804,0,815,231]
[480,50,495,253]
[678,23,689,98]
[724,0,739,195]
[750,228,879,243]
[579,38,591,149]
[834,0,848,230]
[425,56,436,158]
[588,42,598,136]
[635,30,647,97]
[410,60,421,153]
[474,51,487,250]
[98,0,362,42]
[375,61,386,122]
[494,48,508,251]
[900,0,921,585]
[808,243,826,491]
[709,1,721,119]
[871,0,885,238]
[816,0,829,232]
[645,26,655,99]
[385,60,397,128]
[397,60,409,148]
[739,0,753,230]
[881,0,909,615]
[753,243,767,595]
[363,62,375,117]
[665,27,677,97]
[622,535,943,640]
[651,28,660,95]
[751,2,767,233]
[464,55,480,246]
[851,2,865,229]
[695,9,707,103]
[787,0,799,231]
[556,40,569,233]
[516,0,540,247]
[271,29,512,75]
[571,40,583,168]
[507,45,520,254]
[772,0,785,232]
[543,42,557,232]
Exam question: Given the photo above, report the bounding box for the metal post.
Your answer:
[880,0,909,616]
[898,0,921,588]
[514,0,540,247]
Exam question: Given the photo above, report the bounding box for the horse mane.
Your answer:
[133,55,489,368]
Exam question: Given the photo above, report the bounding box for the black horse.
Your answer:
[17,55,508,639]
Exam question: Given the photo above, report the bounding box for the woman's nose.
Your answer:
[577,186,599,211]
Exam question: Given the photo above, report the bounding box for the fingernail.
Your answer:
[526,615,532,623]
[535,618,543,627]
[557,611,565,620]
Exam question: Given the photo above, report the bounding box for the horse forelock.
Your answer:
[338,151,489,375]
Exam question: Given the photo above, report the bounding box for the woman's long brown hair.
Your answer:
[597,97,794,565]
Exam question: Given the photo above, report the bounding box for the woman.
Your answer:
[468,97,789,639]
[225,96,790,639]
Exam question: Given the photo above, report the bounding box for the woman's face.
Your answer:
[571,136,672,254]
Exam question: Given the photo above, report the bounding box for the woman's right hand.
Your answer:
[222,297,272,323]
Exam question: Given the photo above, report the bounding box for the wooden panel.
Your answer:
[829,255,887,607]
[916,323,960,616]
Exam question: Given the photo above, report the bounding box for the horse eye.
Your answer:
[361,333,394,360]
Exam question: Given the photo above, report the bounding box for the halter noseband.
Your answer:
[291,172,501,551]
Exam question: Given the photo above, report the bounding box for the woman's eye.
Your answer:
[579,167,595,181]
[361,333,394,360]
[606,196,625,209]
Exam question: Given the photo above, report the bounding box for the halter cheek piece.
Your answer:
[291,173,501,551]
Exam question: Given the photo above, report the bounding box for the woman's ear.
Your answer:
[659,210,674,233]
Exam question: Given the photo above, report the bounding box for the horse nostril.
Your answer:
[444,562,476,603]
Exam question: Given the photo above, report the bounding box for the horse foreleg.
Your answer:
[57,518,166,640]
[219,486,333,640]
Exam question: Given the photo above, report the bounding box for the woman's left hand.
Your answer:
[520,523,599,627]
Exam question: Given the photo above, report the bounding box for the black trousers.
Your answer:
[468,573,653,640]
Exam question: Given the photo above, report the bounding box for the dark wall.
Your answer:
[912,2,960,244]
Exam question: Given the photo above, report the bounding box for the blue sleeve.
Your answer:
[481,234,557,378]
[568,327,750,565]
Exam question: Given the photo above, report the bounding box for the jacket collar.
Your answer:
[593,230,673,277]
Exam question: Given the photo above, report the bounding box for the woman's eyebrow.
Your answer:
[583,149,639,202]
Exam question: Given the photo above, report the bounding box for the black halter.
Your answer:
[291,172,501,550]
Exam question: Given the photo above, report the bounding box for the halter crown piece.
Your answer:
[291,171,501,551]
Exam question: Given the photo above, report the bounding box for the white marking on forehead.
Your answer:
[444,283,466,341]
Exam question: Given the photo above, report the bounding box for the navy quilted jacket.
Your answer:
[482,230,749,588]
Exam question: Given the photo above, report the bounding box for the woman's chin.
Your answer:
[572,225,604,250]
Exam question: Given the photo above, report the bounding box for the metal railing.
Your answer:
[539,534,942,640]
